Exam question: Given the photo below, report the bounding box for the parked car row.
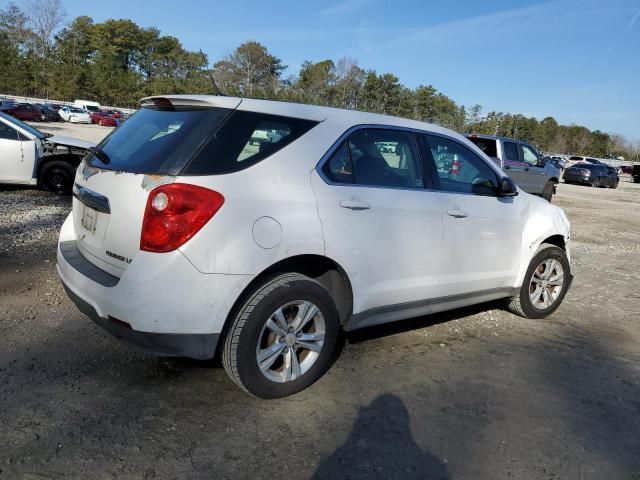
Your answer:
[0,97,126,128]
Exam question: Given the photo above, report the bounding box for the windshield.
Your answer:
[69,107,85,113]
[0,111,45,139]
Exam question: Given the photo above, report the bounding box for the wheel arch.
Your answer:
[218,254,354,354]
[540,234,566,251]
[36,153,82,185]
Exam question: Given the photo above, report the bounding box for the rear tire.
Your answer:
[612,180,619,189]
[507,243,570,319]
[40,161,74,194]
[222,273,340,398]
[541,181,554,202]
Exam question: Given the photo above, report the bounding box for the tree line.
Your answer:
[1,0,637,159]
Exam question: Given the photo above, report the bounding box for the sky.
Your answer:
[6,0,640,139]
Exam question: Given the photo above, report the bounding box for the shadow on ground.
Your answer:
[312,394,449,479]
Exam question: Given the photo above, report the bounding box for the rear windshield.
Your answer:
[466,137,497,158]
[569,156,583,161]
[89,106,318,175]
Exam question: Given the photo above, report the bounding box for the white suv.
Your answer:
[57,95,572,398]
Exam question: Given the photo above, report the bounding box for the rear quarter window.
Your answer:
[185,111,318,175]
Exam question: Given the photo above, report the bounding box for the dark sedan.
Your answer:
[3,103,44,121]
[34,104,62,122]
[563,163,619,188]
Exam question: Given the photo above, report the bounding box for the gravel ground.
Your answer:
[1,157,639,478]
[32,121,113,144]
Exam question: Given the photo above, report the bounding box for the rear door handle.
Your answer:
[447,209,468,218]
[340,200,371,210]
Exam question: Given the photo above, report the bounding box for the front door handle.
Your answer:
[340,200,371,210]
[447,209,468,218]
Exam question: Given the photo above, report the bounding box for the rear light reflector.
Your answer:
[140,183,224,253]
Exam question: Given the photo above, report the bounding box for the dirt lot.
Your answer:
[35,120,113,144]
[1,126,639,479]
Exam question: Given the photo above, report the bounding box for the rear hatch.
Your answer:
[72,97,241,277]
[71,96,320,277]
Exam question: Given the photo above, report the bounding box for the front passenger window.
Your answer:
[521,145,539,166]
[422,134,498,196]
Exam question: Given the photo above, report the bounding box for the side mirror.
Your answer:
[498,176,518,197]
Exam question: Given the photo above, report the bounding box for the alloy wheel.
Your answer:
[255,300,325,383]
[529,259,564,310]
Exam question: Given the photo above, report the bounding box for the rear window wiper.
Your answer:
[89,146,111,165]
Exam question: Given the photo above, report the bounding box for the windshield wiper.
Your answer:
[89,146,111,165]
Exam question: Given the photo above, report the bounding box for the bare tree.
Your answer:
[26,0,65,58]
[25,0,65,96]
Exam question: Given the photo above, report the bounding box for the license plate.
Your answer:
[80,205,99,234]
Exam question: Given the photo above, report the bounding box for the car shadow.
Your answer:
[312,393,449,479]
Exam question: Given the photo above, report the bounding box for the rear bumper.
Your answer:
[62,283,218,359]
[56,212,252,359]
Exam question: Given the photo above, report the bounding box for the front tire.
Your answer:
[508,243,570,319]
[222,273,340,398]
[40,161,74,194]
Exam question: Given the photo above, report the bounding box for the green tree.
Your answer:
[213,41,285,97]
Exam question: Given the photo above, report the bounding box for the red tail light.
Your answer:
[451,159,462,175]
[140,183,224,253]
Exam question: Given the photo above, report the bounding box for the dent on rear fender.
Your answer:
[80,161,101,181]
[141,174,175,191]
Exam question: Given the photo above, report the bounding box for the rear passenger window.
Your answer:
[347,129,423,189]
[503,142,520,162]
[323,142,354,183]
[422,134,498,196]
[521,145,539,165]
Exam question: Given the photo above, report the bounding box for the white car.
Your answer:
[58,106,91,123]
[0,112,95,192]
[56,95,572,398]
